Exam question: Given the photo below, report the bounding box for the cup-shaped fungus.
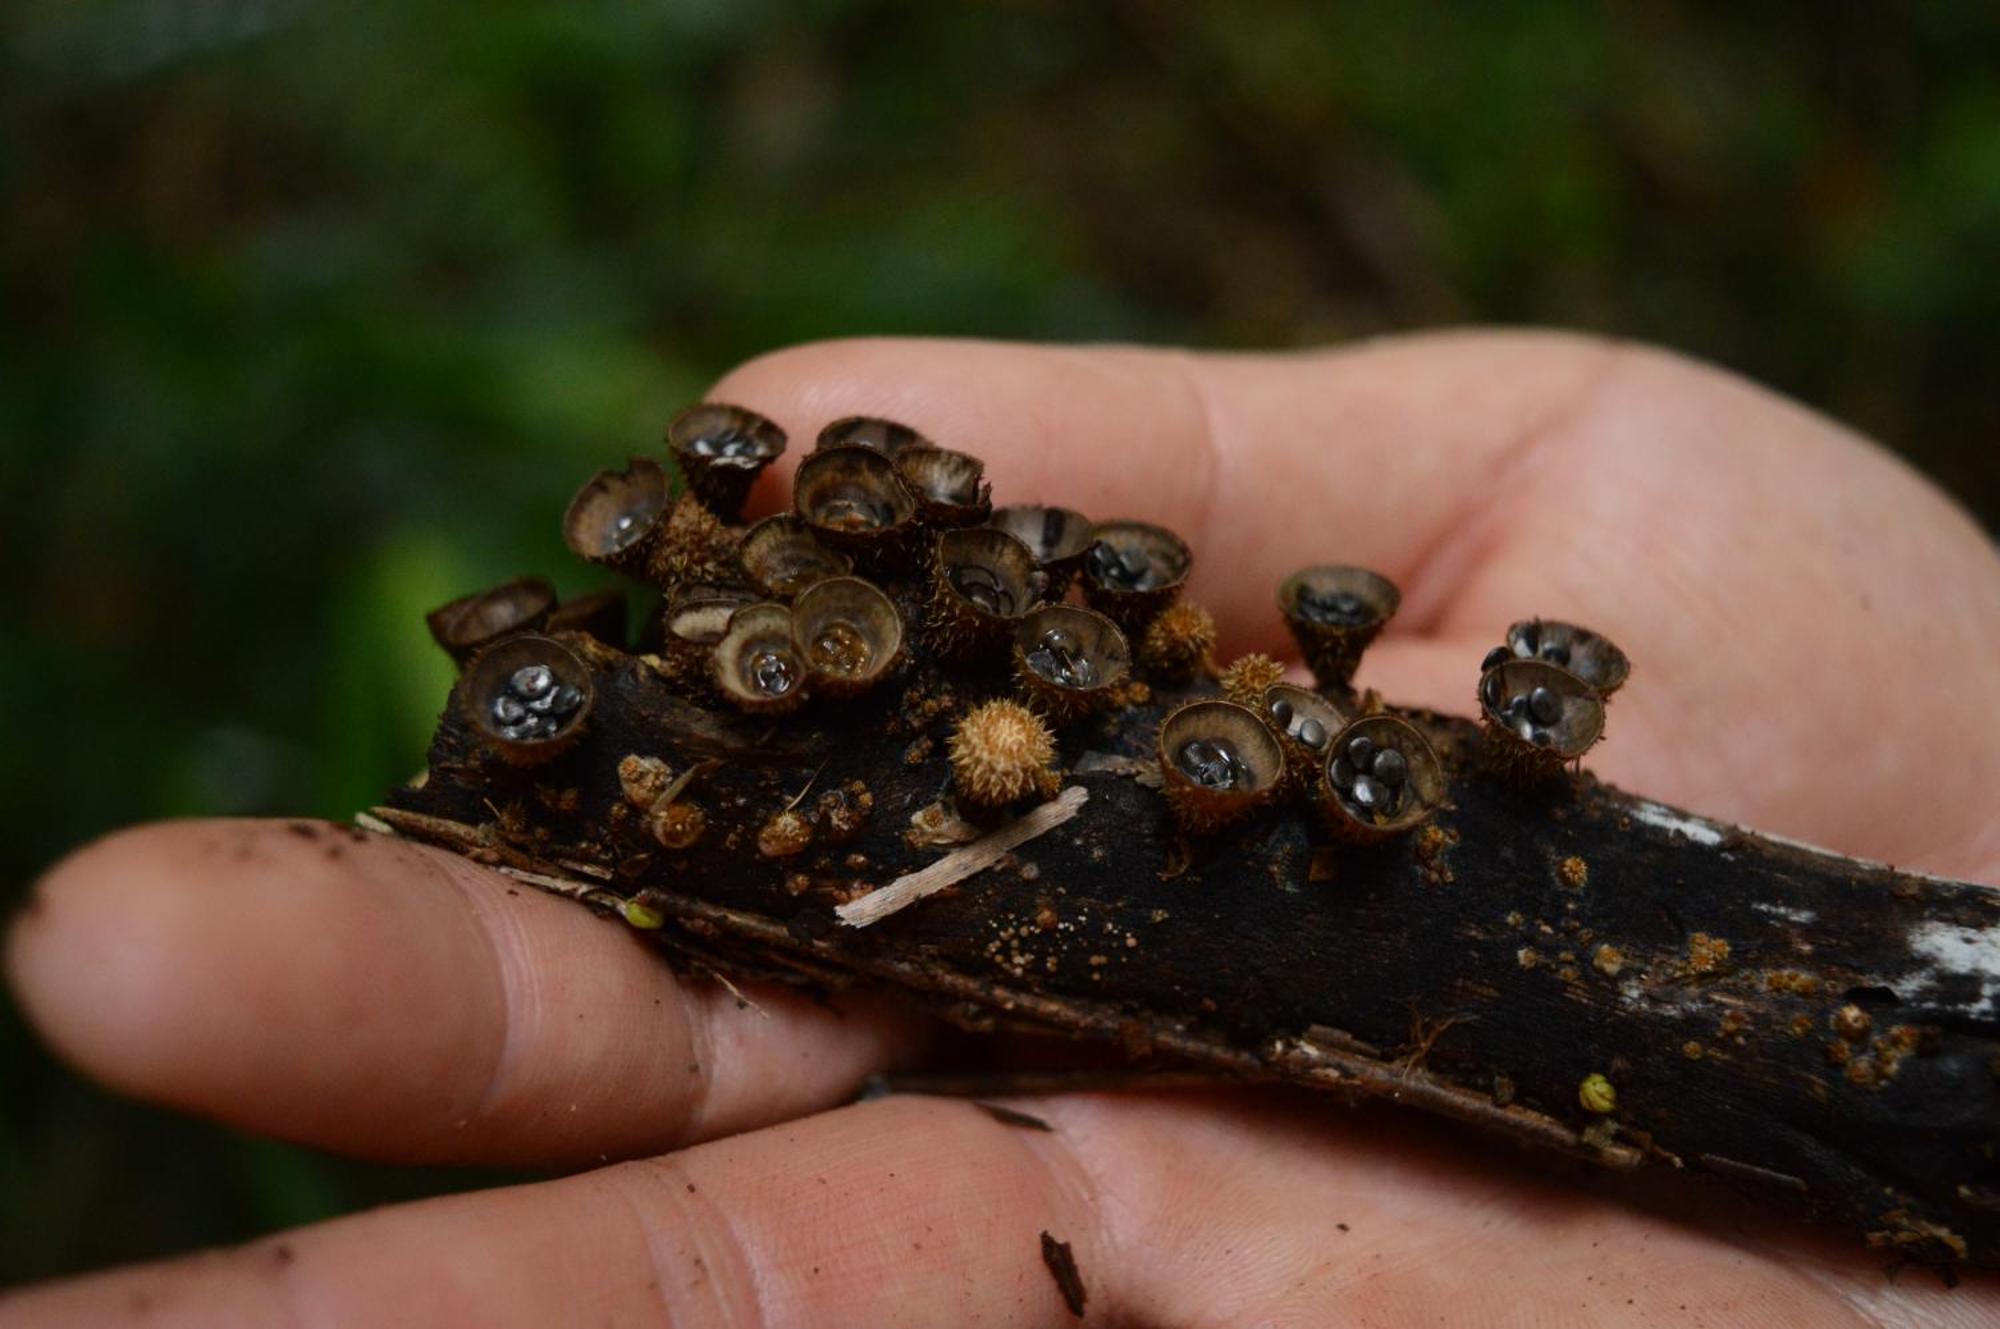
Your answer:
[894,447,992,528]
[654,593,750,689]
[1277,565,1400,689]
[793,446,919,556]
[1477,657,1605,781]
[459,634,595,765]
[816,415,929,458]
[928,527,1042,659]
[667,403,786,521]
[1261,683,1349,793]
[791,576,904,698]
[987,505,1095,593]
[1156,700,1287,834]
[712,603,808,714]
[1496,619,1631,698]
[1319,714,1445,843]
[739,514,853,600]
[563,458,672,573]
[545,588,629,650]
[1081,520,1192,630]
[426,576,557,665]
[1012,605,1132,724]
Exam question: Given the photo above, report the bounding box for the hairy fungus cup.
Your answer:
[816,415,929,458]
[1261,683,1349,793]
[986,504,1095,593]
[895,446,993,527]
[1082,520,1191,630]
[666,403,786,521]
[563,459,672,573]
[1012,604,1131,723]
[1278,564,1400,689]
[1157,700,1286,834]
[928,527,1042,659]
[1478,657,1605,781]
[793,445,919,557]
[459,634,594,765]
[426,575,557,665]
[1319,714,1445,843]
[790,576,904,698]
[1496,619,1631,697]
[712,603,808,715]
[739,514,853,600]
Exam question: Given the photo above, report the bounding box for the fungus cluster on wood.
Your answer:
[384,401,2000,1275]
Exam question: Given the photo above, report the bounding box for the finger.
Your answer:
[7,1093,1989,1328]
[729,331,1622,649]
[717,334,2000,879]
[4,819,923,1167]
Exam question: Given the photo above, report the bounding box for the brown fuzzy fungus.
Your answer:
[645,492,742,592]
[1685,932,1733,977]
[1081,519,1191,630]
[1137,600,1218,682]
[1218,653,1288,708]
[949,700,1060,807]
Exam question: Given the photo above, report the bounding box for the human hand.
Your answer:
[7,331,1999,1326]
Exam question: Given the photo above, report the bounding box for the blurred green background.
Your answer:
[4,0,1997,1287]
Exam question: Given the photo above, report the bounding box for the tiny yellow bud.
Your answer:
[1578,1072,1617,1114]
[622,899,666,930]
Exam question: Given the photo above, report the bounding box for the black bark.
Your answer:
[384,641,2000,1271]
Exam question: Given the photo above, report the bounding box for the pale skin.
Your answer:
[6,331,2000,1327]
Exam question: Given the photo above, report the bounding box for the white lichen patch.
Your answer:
[1630,801,1724,848]
[1904,921,2000,1019]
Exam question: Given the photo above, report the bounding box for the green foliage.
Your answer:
[1,0,1995,1284]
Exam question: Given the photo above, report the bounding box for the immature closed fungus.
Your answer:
[817,414,929,457]
[1137,600,1218,682]
[1218,653,1288,708]
[1157,700,1286,834]
[666,402,787,521]
[790,576,905,698]
[545,588,629,650]
[1477,656,1606,782]
[987,504,1095,594]
[1261,683,1348,793]
[895,446,993,528]
[793,445,919,557]
[928,527,1042,659]
[1082,520,1192,630]
[457,634,594,765]
[739,514,853,600]
[949,699,1062,807]
[563,458,672,573]
[425,576,557,666]
[1491,618,1631,697]
[712,602,808,714]
[1319,714,1446,844]
[1278,564,1400,689]
[1012,604,1131,724]
[645,492,742,593]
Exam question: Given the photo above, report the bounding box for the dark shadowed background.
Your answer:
[3,0,1997,1286]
